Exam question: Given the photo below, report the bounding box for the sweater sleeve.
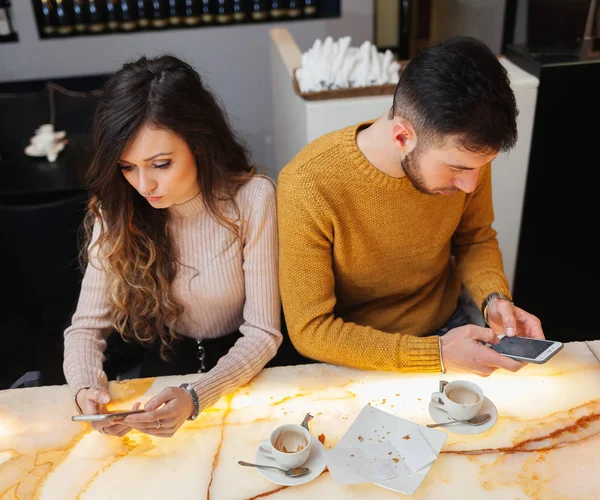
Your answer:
[190,178,282,410]
[452,163,511,308]
[63,220,113,394]
[277,171,440,373]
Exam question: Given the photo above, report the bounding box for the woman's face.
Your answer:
[118,125,200,208]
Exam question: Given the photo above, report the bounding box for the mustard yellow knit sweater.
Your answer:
[277,121,510,372]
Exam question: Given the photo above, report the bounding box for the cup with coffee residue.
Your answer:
[430,380,484,421]
[274,428,307,453]
[259,424,313,469]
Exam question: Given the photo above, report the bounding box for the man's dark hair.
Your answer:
[391,36,518,153]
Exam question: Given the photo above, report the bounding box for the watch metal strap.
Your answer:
[180,383,200,420]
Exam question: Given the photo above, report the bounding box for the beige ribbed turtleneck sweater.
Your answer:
[63,176,281,413]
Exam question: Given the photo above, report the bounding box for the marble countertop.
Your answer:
[1,341,599,499]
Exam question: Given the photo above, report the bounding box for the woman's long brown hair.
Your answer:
[83,55,255,357]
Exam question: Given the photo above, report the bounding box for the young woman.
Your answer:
[64,55,281,438]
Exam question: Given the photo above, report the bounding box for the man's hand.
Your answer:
[487,300,545,339]
[440,324,525,376]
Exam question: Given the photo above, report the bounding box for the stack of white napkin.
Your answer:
[296,36,401,93]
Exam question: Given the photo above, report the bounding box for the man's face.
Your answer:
[401,139,498,196]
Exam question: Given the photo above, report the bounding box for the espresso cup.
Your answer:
[259,424,312,469]
[430,380,484,421]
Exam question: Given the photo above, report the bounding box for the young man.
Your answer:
[277,36,544,377]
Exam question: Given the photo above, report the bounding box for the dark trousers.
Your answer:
[103,313,316,381]
[138,332,243,378]
[103,332,246,380]
[430,305,471,336]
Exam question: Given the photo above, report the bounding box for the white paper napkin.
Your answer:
[297,36,401,92]
[324,422,439,485]
[390,429,438,474]
[324,441,412,485]
[324,407,441,485]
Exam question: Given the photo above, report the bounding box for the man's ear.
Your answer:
[391,118,417,154]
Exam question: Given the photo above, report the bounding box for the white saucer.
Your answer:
[428,396,498,435]
[253,436,327,487]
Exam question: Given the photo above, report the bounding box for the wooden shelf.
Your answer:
[31,1,341,41]
[36,14,338,40]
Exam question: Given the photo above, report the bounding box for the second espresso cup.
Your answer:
[430,380,484,421]
[259,424,312,469]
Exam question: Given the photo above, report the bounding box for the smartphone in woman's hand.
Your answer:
[71,409,145,422]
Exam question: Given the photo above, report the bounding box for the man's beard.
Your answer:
[401,151,458,195]
[400,151,434,194]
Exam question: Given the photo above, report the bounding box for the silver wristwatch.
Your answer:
[482,291,513,324]
[180,383,200,421]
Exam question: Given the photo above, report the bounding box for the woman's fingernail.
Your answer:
[506,327,516,336]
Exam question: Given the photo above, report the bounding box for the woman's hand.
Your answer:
[124,387,194,438]
[76,388,133,437]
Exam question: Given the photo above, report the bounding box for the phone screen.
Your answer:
[491,336,554,359]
